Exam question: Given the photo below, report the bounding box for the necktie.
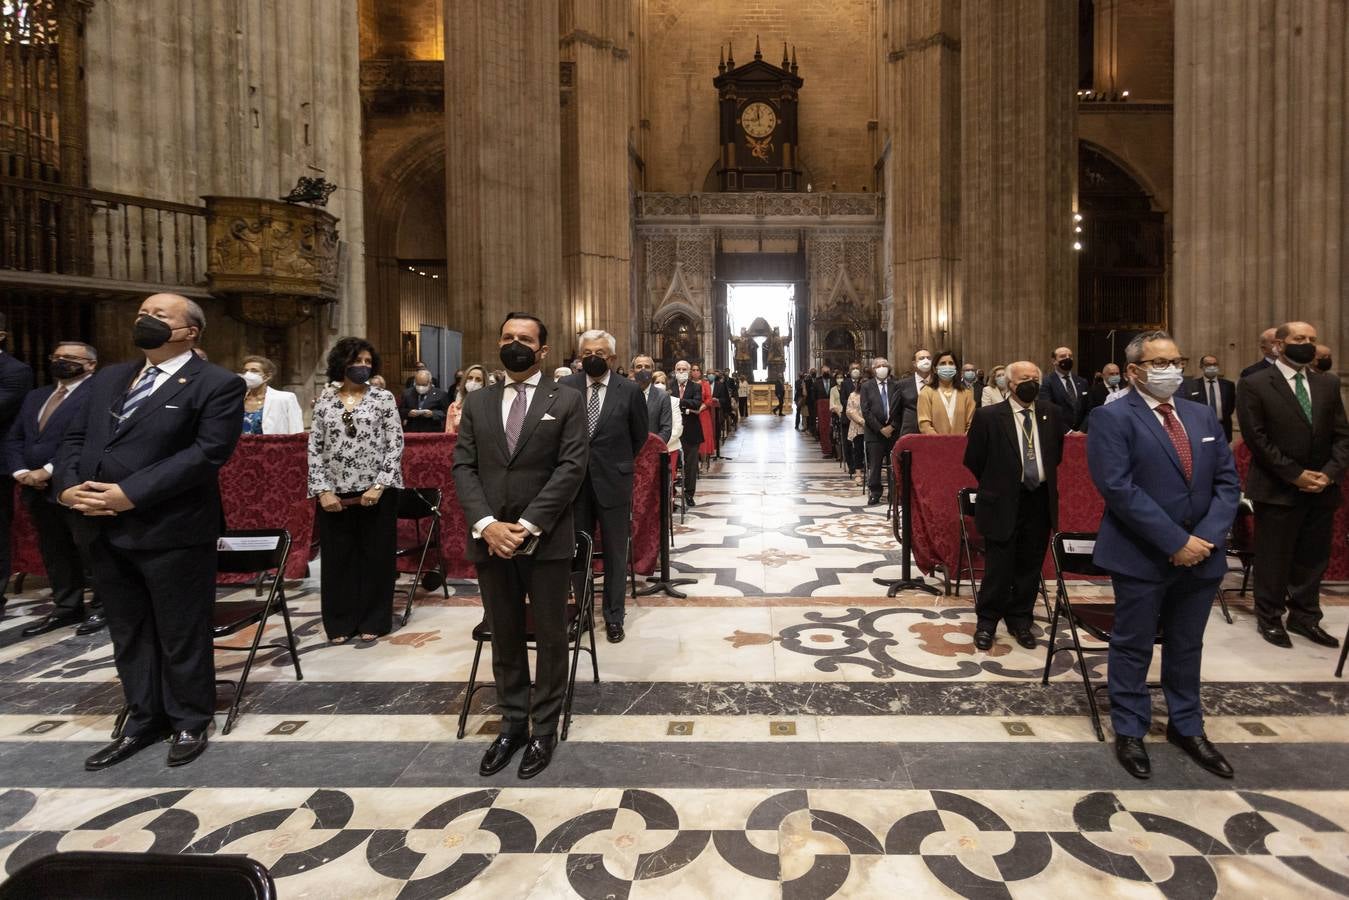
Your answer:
[1293,372,1313,423]
[588,383,601,437]
[117,366,161,429]
[880,381,888,409]
[505,383,528,455]
[1020,409,1040,490]
[1063,375,1077,408]
[1206,379,1217,413]
[38,385,67,433]
[1156,403,1192,480]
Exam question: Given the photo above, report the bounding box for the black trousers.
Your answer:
[91,536,216,735]
[794,401,804,429]
[476,555,571,736]
[1252,500,1334,628]
[773,396,784,415]
[681,440,700,500]
[0,475,12,598]
[865,434,896,498]
[975,486,1050,631]
[573,479,631,625]
[318,489,397,639]
[25,488,96,617]
[850,435,865,475]
[738,397,748,417]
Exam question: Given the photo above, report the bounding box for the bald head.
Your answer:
[1258,327,1278,357]
[136,292,203,360]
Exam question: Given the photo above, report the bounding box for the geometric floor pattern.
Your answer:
[1,415,1346,898]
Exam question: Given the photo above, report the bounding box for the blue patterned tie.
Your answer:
[117,366,161,431]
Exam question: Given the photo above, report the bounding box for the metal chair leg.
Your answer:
[457,640,485,739]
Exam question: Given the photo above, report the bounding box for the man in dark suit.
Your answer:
[401,369,451,432]
[0,313,35,614]
[1088,331,1240,780]
[710,368,734,434]
[1236,320,1349,649]
[3,341,103,637]
[1039,346,1090,431]
[630,355,672,445]
[772,377,785,415]
[562,331,648,643]
[453,312,588,780]
[1240,327,1278,378]
[897,349,927,435]
[860,356,903,505]
[673,360,706,506]
[963,361,1066,651]
[1184,355,1236,442]
[55,294,245,771]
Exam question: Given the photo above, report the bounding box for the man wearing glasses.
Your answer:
[3,342,104,637]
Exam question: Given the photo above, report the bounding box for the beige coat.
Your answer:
[917,384,975,434]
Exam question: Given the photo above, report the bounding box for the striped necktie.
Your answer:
[117,366,161,430]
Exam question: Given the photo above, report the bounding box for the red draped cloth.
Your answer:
[816,398,834,457]
[218,434,316,580]
[396,434,473,580]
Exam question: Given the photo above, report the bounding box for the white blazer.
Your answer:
[260,386,305,434]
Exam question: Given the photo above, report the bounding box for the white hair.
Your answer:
[577,329,616,355]
[553,366,572,379]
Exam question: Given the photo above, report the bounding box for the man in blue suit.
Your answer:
[3,341,104,637]
[1087,331,1240,781]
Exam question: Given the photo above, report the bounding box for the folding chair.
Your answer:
[456,532,599,740]
[395,487,450,626]
[0,851,276,900]
[1215,498,1255,624]
[952,488,1052,617]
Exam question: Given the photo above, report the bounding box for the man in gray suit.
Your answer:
[453,312,589,780]
[631,354,673,444]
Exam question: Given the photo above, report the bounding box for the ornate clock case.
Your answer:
[713,38,803,192]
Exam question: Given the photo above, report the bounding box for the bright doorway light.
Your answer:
[727,283,795,383]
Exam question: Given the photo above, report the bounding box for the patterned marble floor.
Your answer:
[1,415,1346,898]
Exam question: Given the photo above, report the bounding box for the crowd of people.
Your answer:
[0,294,1344,784]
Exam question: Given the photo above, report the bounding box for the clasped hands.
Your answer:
[1295,469,1331,493]
[483,521,531,558]
[15,469,51,490]
[318,485,382,512]
[58,481,134,516]
[1170,534,1214,568]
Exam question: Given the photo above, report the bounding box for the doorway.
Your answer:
[727,283,795,386]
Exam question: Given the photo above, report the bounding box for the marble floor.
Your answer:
[0,415,1346,898]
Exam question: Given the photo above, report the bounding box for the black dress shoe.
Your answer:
[75,614,107,636]
[1012,628,1037,650]
[867,495,881,506]
[1114,735,1151,779]
[1258,624,1293,648]
[21,613,82,638]
[479,733,528,776]
[518,734,557,780]
[85,732,167,771]
[1166,724,1234,778]
[1287,620,1340,648]
[973,629,994,651]
[685,497,697,508]
[606,623,625,644]
[166,730,208,767]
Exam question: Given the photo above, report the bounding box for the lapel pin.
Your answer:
[178,377,188,383]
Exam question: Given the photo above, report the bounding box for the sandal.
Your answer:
[329,636,349,645]
[359,633,379,643]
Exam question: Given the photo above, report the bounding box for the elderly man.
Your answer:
[631,354,673,445]
[1089,331,1240,780]
[561,332,648,641]
[1040,346,1090,430]
[401,368,451,433]
[859,356,902,506]
[56,294,245,770]
[964,361,1066,650]
[1089,363,1128,408]
[1315,344,1334,374]
[1241,327,1279,378]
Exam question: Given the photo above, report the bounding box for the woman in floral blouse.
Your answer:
[308,337,404,644]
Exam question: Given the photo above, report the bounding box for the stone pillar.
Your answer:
[882,0,961,365]
[1172,1,1347,383]
[561,0,634,360]
[960,0,1078,368]
[444,0,563,364]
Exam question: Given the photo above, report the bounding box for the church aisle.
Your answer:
[0,414,1346,898]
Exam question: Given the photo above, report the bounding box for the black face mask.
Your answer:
[1014,380,1041,404]
[582,355,609,378]
[1056,358,1074,373]
[345,365,372,384]
[1284,343,1317,366]
[633,369,653,387]
[132,315,176,350]
[499,341,537,373]
[1315,357,1333,372]
[48,359,86,381]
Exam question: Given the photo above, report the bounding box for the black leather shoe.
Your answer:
[1166,724,1234,778]
[1287,620,1340,648]
[84,732,167,771]
[1114,735,1151,779]
[685,497,697,508]
[518,734,557,780]
[867,495,881,506]
[606,623,625,644]
[479,733,528,776]
[166,730,208,767]
[21,613,81,638]
[75,614,107,636]
[1012,628,1037,650]
[1258,624,1293,648]
[973,629,994,651]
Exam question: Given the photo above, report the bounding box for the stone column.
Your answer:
[444,0,563,364]
[1172,1,1347,382]
[882,0,961,365]
[960,0,1078,368]
[561,0,634,360]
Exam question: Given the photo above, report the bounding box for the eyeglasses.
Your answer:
[1135,357,1189,370]
[340,410,356,438]
[50,355,92,365]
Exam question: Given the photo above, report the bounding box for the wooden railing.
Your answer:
[0,175,206,289]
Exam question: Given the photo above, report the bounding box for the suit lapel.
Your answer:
[481,382,510,459]
[510,378,558,463]
[1268,366,1314,431]
[1126,390,1185,479]
[109,357,201,444]
[1000,399,1020,452]
[594,376,620,433]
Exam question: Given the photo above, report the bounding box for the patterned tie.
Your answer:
[588,383,601,437]
[1020,409,1040,490]
[1156,403,1193,480]
[1293,372,1313,423]
[505,382,528,455]
[1206,379,1217,415]
[38,385,67,433]
[117,366,161,430]
[1063,375,1077,408]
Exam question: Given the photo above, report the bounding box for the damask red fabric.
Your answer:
[816,398,834,457]
[9,486,41,577]
[397,433,473,579]
[218,434,315,581]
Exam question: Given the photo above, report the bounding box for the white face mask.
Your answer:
[464,380,483,393]
[1142,365,1184,400]
[851,369,861,379]
[415,384,430,395]
[915,358,932,373]
[240,371,265,390]
[874,366,890,380]
[675,371,689,383]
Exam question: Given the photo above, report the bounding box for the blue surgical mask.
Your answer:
[1106,374,1121,388]
[962,371,977,384]
[936,365,957,381]
[1203,365,1219,378]
[994,375,1007,389]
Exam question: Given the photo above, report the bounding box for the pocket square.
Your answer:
[165,405,180,409]
[542,413,556,421]
[1202,436,1216,442]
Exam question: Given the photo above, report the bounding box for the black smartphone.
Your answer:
[515,535,540,557]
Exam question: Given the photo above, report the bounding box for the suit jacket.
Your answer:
[859,378,903,440]
[643,384,673,444]
[52,355,246,550]
[673,379,707,445]
[1183,376,1236,442]
[1087,390,1240,581]
[561,372,649,510]
[773,380,785,400]
[894,375,921,435]
[3,380,94,479]
[1240,357,1274,379]
[0,352,35,448]
[712,377,733,410]
[1236,363,1349,508]
[401,385,451,433]
[452,375,589,562]
[1039,370,1090,430]
[963,399,1066,542]
[258,386,304,434]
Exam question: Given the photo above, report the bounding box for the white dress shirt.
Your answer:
[1009,393,1045,485]
[1274,358,1309,396]
[12,374,92,477]
[1137,388,1188,437]
[133,349,195,395]
[1104,386,1131,405]
[1199,377,1223,419]
[475,370,545,540]
[583,368,611,418]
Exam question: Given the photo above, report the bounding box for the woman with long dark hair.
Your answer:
[918,349,975,434]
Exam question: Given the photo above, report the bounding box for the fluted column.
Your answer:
[1172,1,1347,384]
[445,0,563,363]
[960,0,1077,368]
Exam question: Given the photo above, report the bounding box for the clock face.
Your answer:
[739,101,777,138]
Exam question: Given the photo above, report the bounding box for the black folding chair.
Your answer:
[1215,498,1255,624]
[0,851,275,900]
[457,532,599,740]
[395,487,450,626]
[952,488,1052,616]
